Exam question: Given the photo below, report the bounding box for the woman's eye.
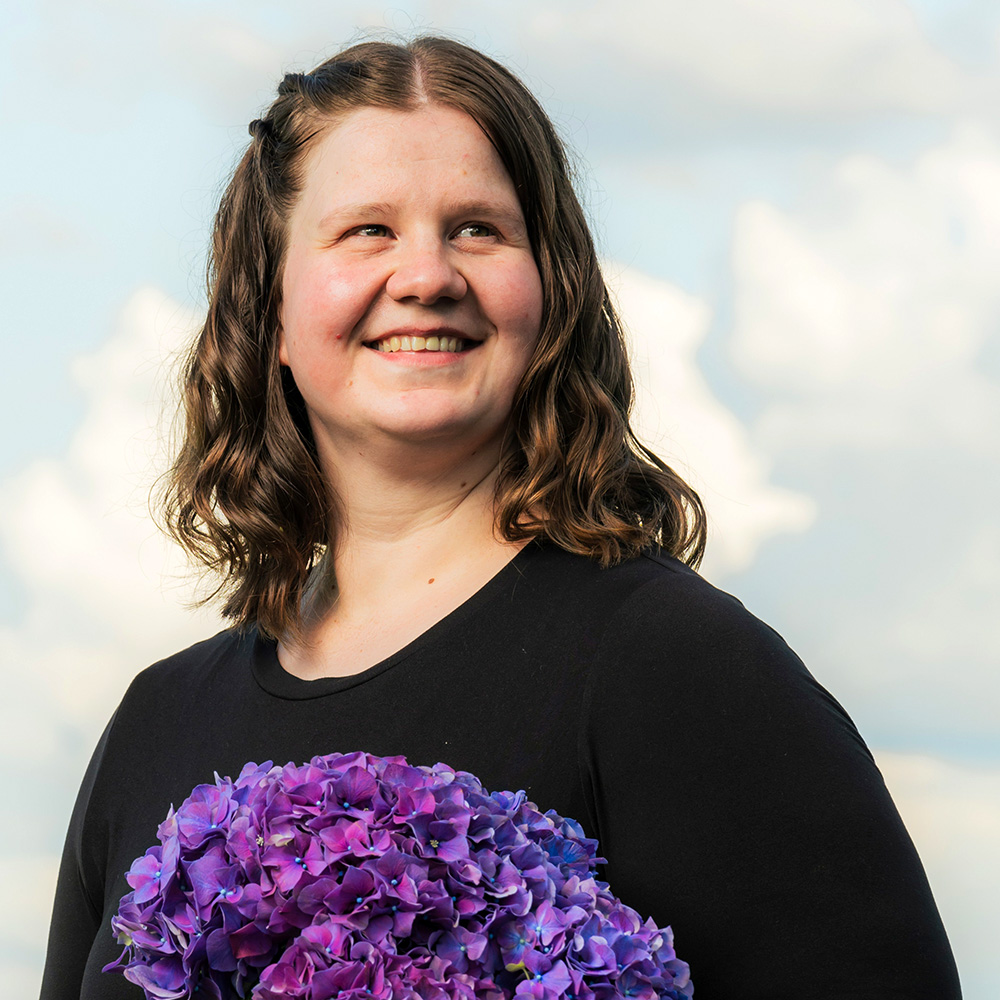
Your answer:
[455,223,495,238]
[353,224,390,237]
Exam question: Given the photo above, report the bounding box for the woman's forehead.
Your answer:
[291,105,521,221]
[306,104,496,168]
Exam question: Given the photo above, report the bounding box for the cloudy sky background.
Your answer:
[3,1,998,995]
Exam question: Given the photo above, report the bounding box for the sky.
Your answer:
[3,1,999,996]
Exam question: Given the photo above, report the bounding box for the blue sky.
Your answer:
[3,1,999,995]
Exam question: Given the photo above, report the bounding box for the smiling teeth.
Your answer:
[375,336,466,353]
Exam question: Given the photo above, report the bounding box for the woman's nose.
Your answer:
[385,239,468,304]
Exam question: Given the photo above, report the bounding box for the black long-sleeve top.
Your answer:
[40,541,961,998]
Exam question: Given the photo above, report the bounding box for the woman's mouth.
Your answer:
[364,335,477,353]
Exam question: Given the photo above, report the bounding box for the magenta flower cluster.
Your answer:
[105,751,693,999]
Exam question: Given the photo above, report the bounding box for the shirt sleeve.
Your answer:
[578,570,961,999]
[39,710,117,1000]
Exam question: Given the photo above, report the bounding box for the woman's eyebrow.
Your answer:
[315,202,394,233]
[314,200,526,233]
[447,202,527,231]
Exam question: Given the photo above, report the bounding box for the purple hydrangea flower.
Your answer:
[105,752,693,999]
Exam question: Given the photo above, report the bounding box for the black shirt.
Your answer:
[40,541,961,998]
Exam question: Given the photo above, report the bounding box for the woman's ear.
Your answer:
[277,323,289,366]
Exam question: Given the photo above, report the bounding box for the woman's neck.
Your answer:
[329,452,505,615]
[280,434,527,674]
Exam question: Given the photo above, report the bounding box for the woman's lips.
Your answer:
[363,330,482,353]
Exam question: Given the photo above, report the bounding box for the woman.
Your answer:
[41,37,960,998]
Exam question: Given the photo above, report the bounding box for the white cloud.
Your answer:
[526,0,975,119]
[0,288,222,755]
[724,119,1000,750]
[25,0,990,138]
[876,750,1000,997]
[888,520,1000,664]
[0,854,60,977]
[608,265,816,577]
[731,120,1000,453]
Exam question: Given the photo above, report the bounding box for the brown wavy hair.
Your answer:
[161,36,707,640]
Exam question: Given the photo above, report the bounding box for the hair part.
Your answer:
[160,36,707,641]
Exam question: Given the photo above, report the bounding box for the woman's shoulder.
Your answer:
[559,543,846,717]
[605,549,796,665]
[84,628,261,817]
[131,625,251,679]
[574,545,870,759]
[540,542,785,658]
[528,541,831,708]
[115,626,257,720]
[605,547,761,627]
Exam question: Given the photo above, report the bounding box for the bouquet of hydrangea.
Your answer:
[105,751,693,999]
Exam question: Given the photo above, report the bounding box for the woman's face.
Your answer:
[278,103,543,467]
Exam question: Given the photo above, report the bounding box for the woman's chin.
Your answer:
[376,414,499,448]
[319,408,505,454]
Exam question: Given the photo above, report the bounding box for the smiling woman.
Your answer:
[156,39,705,650]
[41,35,960,1000]
[277,104,543,457]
